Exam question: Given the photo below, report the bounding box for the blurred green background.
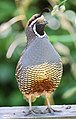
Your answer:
[0,0,76,107]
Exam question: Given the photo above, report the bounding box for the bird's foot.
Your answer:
[24,109,43,116]
[44,106,61,114]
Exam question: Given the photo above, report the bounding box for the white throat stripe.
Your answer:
[33,24,46,38]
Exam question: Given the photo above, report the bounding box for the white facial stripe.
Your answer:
[29,15,44,27]
[33,24,46,38]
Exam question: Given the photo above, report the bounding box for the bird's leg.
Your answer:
[24,95,33,116]
[25,95,43,116]
[28,95,33,113]
[44,93,61,114]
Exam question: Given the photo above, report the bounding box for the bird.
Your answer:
[15,8,63,115]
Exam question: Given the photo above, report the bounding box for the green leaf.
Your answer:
[0,0,16,22]
[0,63,14,83]
[49,35,76,43]
[9,91,26,106]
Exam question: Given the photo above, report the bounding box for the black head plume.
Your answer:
[39,8,51,16]
[27,8,50,26]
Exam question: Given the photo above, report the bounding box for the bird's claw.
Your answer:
[24,109,43,116]
[43,106,62,114]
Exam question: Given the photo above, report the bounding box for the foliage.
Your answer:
[0,0,76,106]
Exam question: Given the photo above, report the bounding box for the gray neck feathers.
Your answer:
[26,27,36,47]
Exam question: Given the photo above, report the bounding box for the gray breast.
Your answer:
[21,35,61,67]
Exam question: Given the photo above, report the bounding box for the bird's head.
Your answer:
[26,8,50,39]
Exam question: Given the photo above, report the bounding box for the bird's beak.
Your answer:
[43,19,48,25]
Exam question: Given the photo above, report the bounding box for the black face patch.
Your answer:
[36,22,45,35]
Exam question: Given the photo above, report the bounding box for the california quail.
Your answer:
[16,8,63,114]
